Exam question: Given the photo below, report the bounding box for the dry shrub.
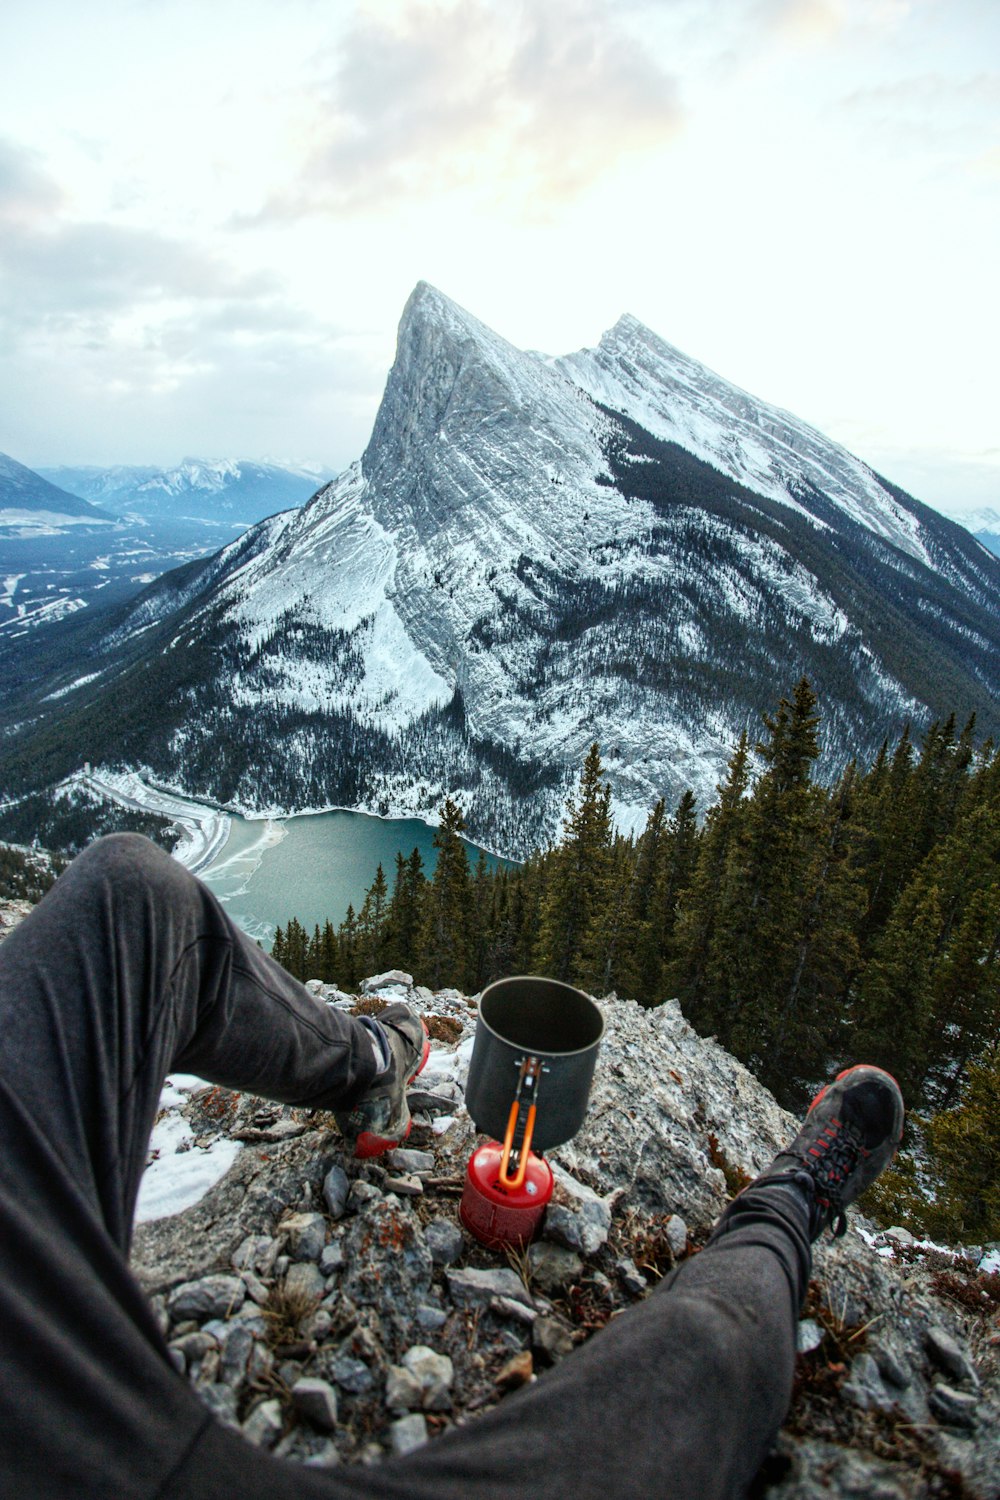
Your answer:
[263,1277,321,1348]
[706,1132,752,1197]
[350,995,387,1016]
[930,1267,1000,1318]
[423,1013,462,1044]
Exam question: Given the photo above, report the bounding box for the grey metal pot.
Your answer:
[464,975,605,1151]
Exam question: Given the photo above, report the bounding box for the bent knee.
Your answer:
[68,832,177,893]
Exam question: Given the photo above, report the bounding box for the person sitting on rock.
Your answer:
[0,834,904,1500]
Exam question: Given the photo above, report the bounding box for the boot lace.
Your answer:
[796,1121,865,1238]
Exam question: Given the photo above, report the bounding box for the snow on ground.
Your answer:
[134,1074,242,1223]
[59,769,231,872]
[856,1224,1000,1273]
[1,573,23,608]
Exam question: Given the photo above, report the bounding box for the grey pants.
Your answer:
[0,834,811,1500]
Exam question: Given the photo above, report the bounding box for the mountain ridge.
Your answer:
[37,457,334,525]
[0,451,116,524]
[2,285,999,855]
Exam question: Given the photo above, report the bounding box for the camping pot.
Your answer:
[464,975,605,1152]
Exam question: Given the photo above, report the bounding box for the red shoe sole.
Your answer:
[353,1026,431,1160]
[807,1064,903,1117]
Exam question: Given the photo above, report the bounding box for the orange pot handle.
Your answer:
[498,1098,537,1191]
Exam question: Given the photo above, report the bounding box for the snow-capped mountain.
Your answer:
[38,459,334,525]
[3,284,999,855]
[943,504,1000,560]
[0,452,115,529]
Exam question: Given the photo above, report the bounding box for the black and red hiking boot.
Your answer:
[760,1065,905,1239]
[335,1003,431,1159]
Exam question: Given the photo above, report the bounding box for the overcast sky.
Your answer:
[0,0,996,515]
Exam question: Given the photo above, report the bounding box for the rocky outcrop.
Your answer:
[132,975,1000,1494]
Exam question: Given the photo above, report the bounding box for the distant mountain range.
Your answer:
[2,283,998,856]
[947,505,1000,559]
[0,452,116,527]
[1,454,329,637]
[38,458,335,525]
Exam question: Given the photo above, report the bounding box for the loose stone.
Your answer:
[544,1168,612,1255]
[384,1173,423,1196]
[796,1320,824,1355]
[292,1377,340,1431]
[331,1354,375,1394]
[168,1274,245,1323]
[282,1211,327,1262]
[532,1316,575,1366]
[665,1215,688,1257]
[490,1296,537,1326]
[496,1350,534,1390]
[302,1440,341,1468]
[528,1242,584,1295]
[616,1257,648,1297]
[219,1324,254,1389]
[425,1219,464,1267]
[844,1352,894,1413]
[362,970,414,992]
[347,1181,382,1212]
[925,1327,979,1390]
[446,1267,533,1310]
[386,1148,436,1174]
[170,1330,218,1361]
[320,1241,346,1276]
[389,1413,429,1456]
[385,1365,425,1412]
[871,1342,912,1390]
[928,1384,979,1429]
[242,1397,284,1448]
[197,1384,239,1429]
[402,1345,454,1410]
[283,1262,325,1302]
[241,1269,271,1306]
[323,1165,351,1219]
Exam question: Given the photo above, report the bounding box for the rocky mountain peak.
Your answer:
[363,281,591,491]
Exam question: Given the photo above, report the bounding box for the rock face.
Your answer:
[132,981,1000,1493]
[7,286,1000,856]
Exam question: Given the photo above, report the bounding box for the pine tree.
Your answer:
[670,731,750,1027]
[357,863,389,980]
[387,848,426,974]
[923,1045,1000,1242]
[418,799,473,989]
[577,834,636,996]
[271,922,287,969]
[533,744,614,986]
[616,799,668,1003]
[281,916,309,980]
[684,680,860,1104]
[338,904,359,990]
[857,800,1000,1107]
[655,790,700,987]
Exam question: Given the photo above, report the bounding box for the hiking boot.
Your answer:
[760,1065,905,1239]
[335,1003,430,1159]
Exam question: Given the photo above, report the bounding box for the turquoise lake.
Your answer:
[197,809,509,947]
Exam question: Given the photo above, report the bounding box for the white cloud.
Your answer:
[259,0,682,219]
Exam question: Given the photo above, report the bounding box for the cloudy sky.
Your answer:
[0,0,996,515]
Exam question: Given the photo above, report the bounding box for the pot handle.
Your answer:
[497,1056,541,1191]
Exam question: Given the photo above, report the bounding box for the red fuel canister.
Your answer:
[459,1140,554,1249]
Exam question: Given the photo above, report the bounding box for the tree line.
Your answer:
[272,677,1000,1240]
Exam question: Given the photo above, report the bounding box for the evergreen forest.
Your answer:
[271,679,1000,1243]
